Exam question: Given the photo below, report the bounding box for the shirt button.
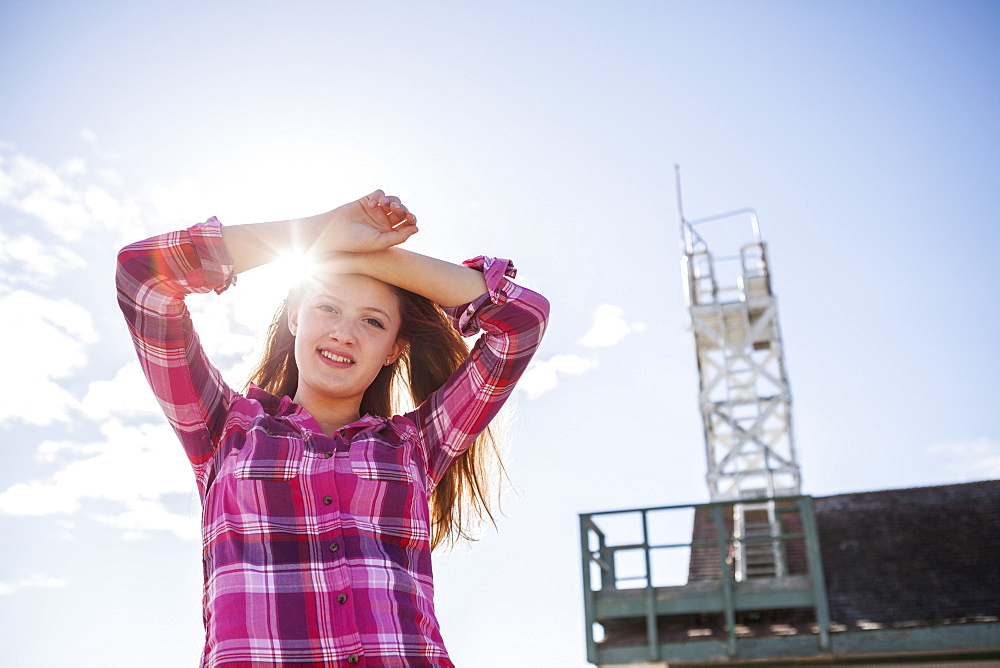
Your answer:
[323,496,333,505]
[348,655,359,665]
[338,593,348,604]
[324,451,334,458]
[329,542,340,553]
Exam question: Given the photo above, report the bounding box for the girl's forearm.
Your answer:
[351,247,488,308]
[220,216,323,275]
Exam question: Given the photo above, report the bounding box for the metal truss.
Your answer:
[676,168,802,580]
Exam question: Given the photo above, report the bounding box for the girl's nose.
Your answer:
[327,320,357,344]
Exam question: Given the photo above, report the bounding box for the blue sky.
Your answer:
[1,1,998,666]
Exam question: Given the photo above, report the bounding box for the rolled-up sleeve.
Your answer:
[412,256,550,486]
[115,218,237,476]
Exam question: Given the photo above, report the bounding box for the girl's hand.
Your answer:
[317,189,418,253]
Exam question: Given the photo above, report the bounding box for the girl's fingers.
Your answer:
[375,195,401,213]
[384,201,414,225]
[392,217,417,231]
[393,223,419,242]
[360,190,415,227]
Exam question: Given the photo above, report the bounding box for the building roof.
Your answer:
[814,479,999,629]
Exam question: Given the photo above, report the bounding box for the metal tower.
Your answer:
[676,167,802,579]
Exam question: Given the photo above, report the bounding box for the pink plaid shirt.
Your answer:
[116,219,549,667]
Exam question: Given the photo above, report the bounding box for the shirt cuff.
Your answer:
[445,256,516,336]
[188,217,237,295]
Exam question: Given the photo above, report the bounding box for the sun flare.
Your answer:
[271,249,319,289]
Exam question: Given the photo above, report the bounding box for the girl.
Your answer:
[116,191,549,667]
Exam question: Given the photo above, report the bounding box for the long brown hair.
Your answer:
[246,277,504,550]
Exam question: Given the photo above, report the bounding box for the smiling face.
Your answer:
[288,272,406,421]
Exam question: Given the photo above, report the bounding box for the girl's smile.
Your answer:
[318,348,355,366]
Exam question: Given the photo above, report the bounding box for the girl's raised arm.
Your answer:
[342,247,489,308]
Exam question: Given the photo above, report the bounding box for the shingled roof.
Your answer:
[814,479,999,629]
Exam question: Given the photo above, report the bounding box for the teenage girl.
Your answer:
[116,191,549,666]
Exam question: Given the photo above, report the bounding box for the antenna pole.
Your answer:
[675,164,689,253]
[675,164,685,224]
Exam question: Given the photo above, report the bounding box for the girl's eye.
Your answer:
[317,304,336,313]
[364,317,385,330]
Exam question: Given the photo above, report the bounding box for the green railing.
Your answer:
[579,496,830,664]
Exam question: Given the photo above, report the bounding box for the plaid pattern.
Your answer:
[116,219,549,667]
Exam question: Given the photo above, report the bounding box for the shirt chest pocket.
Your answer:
[349,445,416,484]
[348,438,419,485]
[339,437,430,541]
[234,427,305,480]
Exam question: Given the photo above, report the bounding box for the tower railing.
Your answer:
[580,497,831,665]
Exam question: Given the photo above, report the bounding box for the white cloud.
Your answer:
[60,157,87,177]
[97,498,200,542]
[0,229,86,285]
[83,183,140,238]
[0,144,235,544]
[97,168,124,189]
[514,303,645,399]
[0,289,98,426]
[0,144,139,244]
[0,573,69,596]
[78,128,121,161]
[79,361,162,421]
[3,153,91,241]
[0,419,198,540]
[518,354,598,399]
[0,152,13,200]
[186,293,260,362]
[579,304,646,347]
[927,437,1000,479]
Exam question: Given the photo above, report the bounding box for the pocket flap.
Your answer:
[234,427,304,480]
